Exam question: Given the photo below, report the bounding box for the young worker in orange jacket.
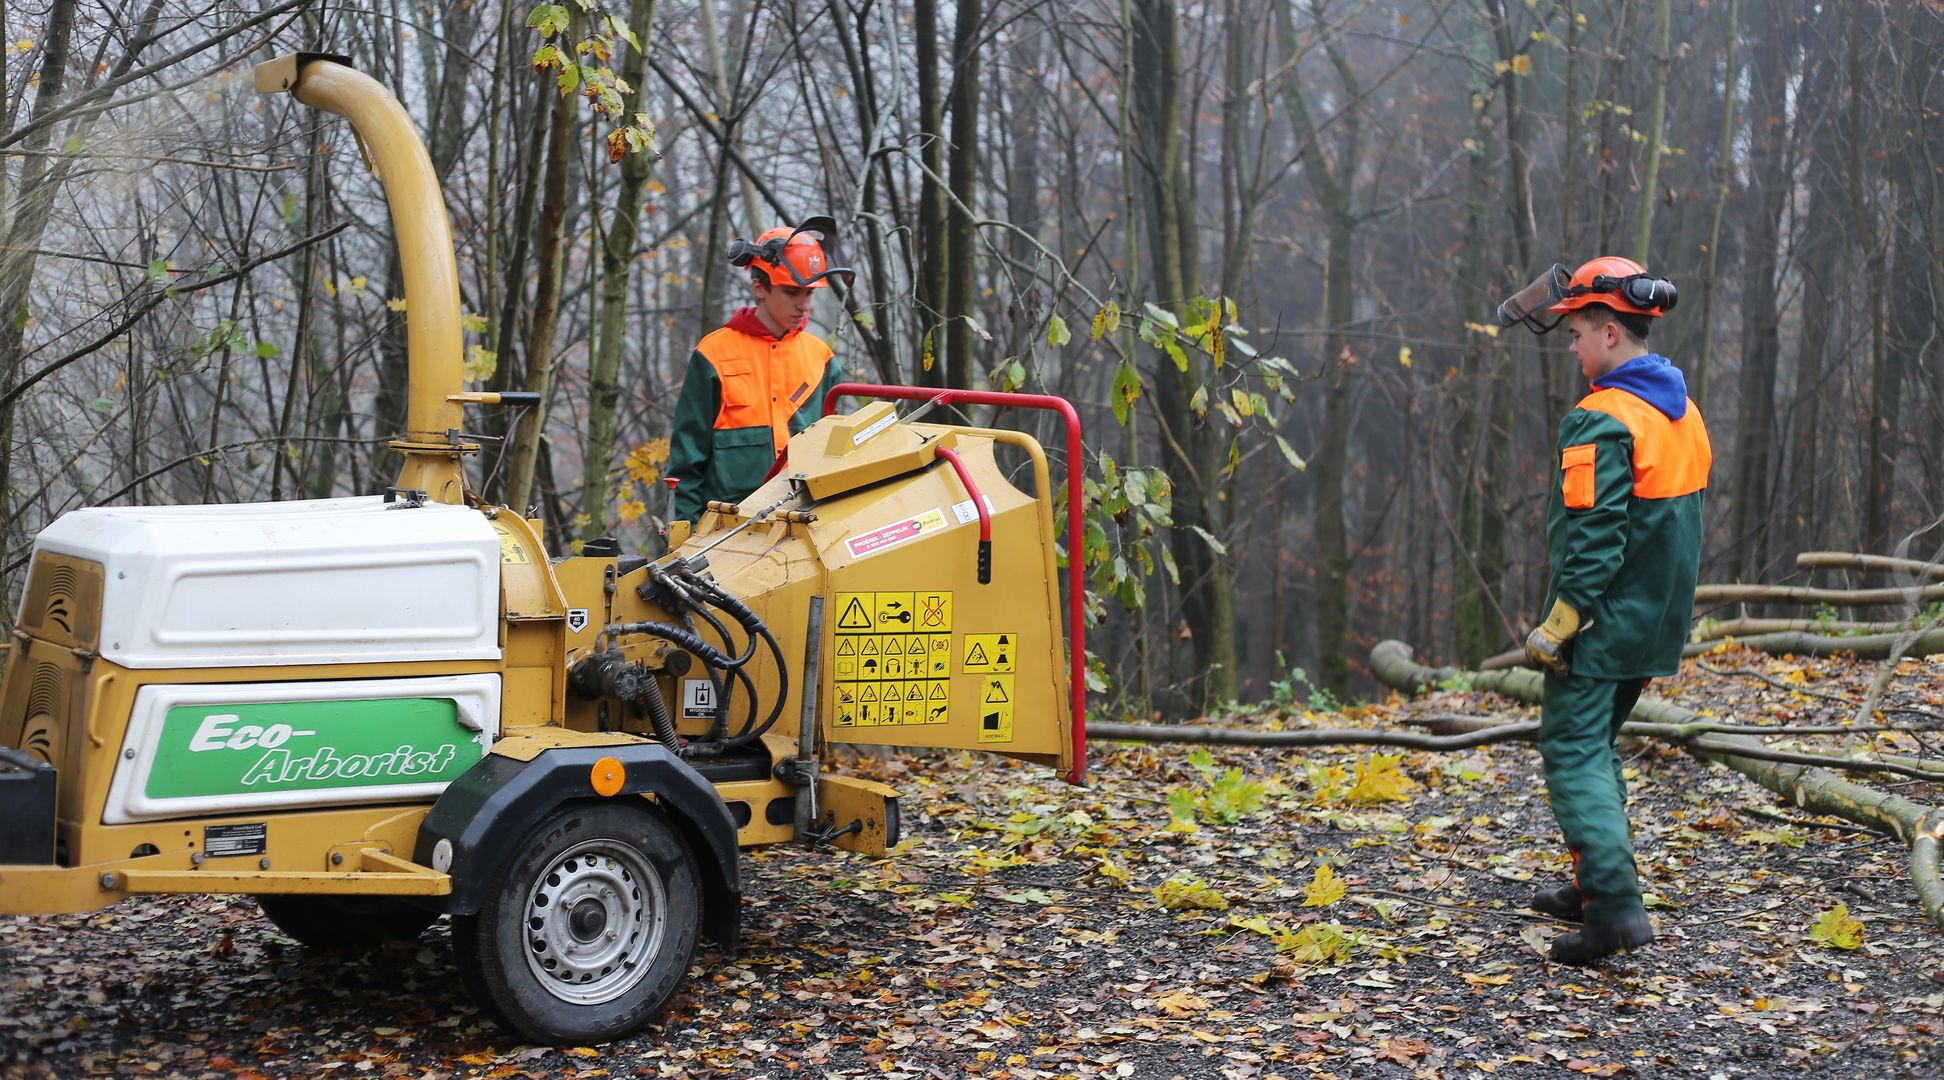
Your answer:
[665,218,853,522]
[1498,256,1712,965]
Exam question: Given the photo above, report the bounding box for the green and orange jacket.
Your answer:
[666,308,841,521]
[1542,354,1713,680]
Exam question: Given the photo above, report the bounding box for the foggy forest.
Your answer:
[0,0,1939,718]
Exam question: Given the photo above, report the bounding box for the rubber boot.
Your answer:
[1528,882,1584,922]
[1549,910,1654,965]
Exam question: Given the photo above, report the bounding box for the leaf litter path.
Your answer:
[5,647,1944,1079]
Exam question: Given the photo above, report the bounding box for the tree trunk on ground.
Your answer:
[1367,640,1944,932]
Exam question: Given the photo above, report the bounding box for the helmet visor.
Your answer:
[779,216,856,289]
[1496,263,1572,334]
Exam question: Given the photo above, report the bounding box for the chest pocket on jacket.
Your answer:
[713,358,762,426]
[1561,443,1598,510]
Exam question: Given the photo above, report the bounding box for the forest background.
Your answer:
[0,0,1938,720]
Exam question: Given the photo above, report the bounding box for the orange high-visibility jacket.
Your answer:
[665,308,841,521]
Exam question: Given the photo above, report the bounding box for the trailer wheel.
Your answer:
[256,895,438,949]
[452,801,700,1045]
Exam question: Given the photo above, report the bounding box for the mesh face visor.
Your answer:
[1496,263,1573,334]
[780,216,856,289]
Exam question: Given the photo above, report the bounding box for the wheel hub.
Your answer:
[522,839,669,1005]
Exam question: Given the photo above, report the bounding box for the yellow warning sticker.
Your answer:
[491,521,533,564]
[829,591,965,730]
[962,633,1018,673]
[835,592,876,633]
[915,591,954,632]
[875,592,917,631]
[977,675,1014,743]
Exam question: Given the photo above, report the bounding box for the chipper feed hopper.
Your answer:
[0,53,1084,1045]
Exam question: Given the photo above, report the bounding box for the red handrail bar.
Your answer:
[931,446,991,584]
[824,383,1087,786]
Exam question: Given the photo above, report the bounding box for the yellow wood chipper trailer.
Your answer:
[0,53,1087,1046]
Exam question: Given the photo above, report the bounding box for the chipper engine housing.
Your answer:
[0,52,1080,1047]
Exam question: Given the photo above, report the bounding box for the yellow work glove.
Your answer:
[1524,598,1581,675]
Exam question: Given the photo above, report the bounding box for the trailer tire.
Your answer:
[255,895,438,949]
[452,800,700,1045]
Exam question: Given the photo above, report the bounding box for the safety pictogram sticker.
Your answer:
[874,592,916,629]
[962,633,1018,673]
[915,591,954,631]
[830,591,964,730]
[978,675,1014,743]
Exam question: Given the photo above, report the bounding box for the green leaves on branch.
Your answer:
[528,0,657,164]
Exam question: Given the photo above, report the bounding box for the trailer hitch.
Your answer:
[801,812,862,847]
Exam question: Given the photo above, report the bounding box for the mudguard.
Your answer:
[414,743,741,948]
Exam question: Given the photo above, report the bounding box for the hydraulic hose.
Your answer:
[639,674,680,748]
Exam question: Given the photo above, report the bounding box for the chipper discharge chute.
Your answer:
[0,52,1083,1046]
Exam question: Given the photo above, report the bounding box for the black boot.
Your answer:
[1528,883,1584,922]
[1549,911,1654,965]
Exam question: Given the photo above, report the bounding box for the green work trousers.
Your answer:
[1540,671,1646,919]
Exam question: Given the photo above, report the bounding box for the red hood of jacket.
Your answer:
[725,306,804,340]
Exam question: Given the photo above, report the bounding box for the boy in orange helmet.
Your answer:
[665,219,854,522]
[1498,256,1712,964]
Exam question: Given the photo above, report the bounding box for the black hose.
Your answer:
[639,677,680,749]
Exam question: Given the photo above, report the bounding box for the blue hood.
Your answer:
[1594,354,1688,420]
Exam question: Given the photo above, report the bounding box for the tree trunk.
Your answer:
[1134,0,1235,712]
[1628,0,1673,263]
[914,0,948,386]
[506,39,579,515]
[583,0,659,543]
[1727,4,1792,582]
[944,0,983,392]
[0,0,76,544]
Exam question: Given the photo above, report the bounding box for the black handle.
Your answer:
[499,391,541,407]
[977,539,991,585]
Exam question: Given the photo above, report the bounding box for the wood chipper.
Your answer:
[0,53,1086,1046]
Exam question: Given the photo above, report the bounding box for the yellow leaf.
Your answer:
[385,296,407,312]
[1397,346,1413,368]
[465,344,497,382]
[1152,991,1209,1018]
[625,439,669,487]
[347,275,367,296]
[1463,320,1502,338]
[1493,59,1511,76]
[617,498,647,523]
[648,178,666,194]
[1511,55,1534,77]
[1346,753,1415,805]
[1809,904,1864,950]
[460,311,489,334]
[1302,863,1346,907]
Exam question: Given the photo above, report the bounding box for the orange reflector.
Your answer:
[590,756,625,797]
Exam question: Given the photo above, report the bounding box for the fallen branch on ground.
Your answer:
[1367,639,1944,933]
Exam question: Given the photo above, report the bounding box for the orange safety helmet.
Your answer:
[727,216,855,290]
[1497,256,1677,335]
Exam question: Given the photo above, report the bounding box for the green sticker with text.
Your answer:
[146,697,482,799]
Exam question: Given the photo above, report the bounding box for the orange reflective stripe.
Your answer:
[1575,387,1712,499]
[1561,442,1597,509]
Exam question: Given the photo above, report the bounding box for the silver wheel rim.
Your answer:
[520,837,667,1005]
